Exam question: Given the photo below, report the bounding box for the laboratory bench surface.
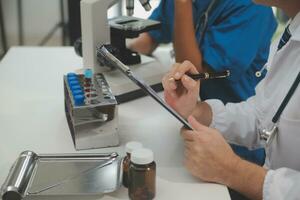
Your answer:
[0,47,231,200]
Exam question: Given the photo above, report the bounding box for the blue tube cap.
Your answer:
[74,94,85,106]
[67,72,77,77]
[70,85,81,91]
[67,76,78,82]
[84,69,93,79]
[69,80,79,86]
[72,89,83,96]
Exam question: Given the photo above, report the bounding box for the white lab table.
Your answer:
[0,47,230,200]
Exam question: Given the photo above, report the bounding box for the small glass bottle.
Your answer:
[123,141,143,188]
[129,148,156,200]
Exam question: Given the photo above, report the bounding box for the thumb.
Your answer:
[187,115,208,132]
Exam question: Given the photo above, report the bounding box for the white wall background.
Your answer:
[1,0,158,49]
[0,1,281,50]
[2,0,62,46]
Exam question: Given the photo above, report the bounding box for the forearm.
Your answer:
[191,101,266,199]
[127,33,158,55]
[223,159,266,200]
[174,0,204,71]
[191,101,212,127]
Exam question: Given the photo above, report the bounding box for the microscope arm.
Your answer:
[81,0,118,71]
[80,0,153,72]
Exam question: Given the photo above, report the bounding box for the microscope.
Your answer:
[80,0,171,103]
[64,0,173,150]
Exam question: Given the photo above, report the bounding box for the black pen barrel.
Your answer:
[188,70,230,80]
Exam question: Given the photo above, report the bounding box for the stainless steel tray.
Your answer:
[1,151,122,200]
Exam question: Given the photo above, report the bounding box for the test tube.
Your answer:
[84,69,93,104]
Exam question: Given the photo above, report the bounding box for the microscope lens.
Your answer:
[139,0,151,11]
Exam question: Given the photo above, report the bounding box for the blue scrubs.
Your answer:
[149,0,277,165]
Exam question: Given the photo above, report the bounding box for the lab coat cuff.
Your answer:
[263,170,275,200]
[205,99,225,129]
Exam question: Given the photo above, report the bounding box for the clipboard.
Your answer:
[98,45,193,130]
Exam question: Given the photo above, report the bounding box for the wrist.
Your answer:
[220,155,242,186]
[184,103,198,119]
[222,157,267,199]
[191,102,212,127]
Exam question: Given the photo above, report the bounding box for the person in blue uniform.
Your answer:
[129,0,277,165]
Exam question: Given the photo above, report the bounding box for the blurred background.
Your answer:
[0,0,289,60]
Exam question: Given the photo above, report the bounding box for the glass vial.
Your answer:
[123,141,143,188]
[129,148,156,200]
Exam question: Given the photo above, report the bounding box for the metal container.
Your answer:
[64,73,119,150]
[1,151,122,200]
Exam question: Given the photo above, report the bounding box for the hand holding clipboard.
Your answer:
[98,45,230,130]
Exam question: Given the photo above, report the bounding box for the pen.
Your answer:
[172,70,230,81]
[188,70,230,80]
[169,70,230,82]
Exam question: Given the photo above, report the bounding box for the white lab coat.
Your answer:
[206,12,300,200]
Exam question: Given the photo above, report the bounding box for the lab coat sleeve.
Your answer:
[205,95,264,150]
[263,168,300,200]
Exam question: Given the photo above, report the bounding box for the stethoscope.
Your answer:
[256,24,291,78]
[259,71,300,146]
[170,0,218,58]
[195,0,218,46]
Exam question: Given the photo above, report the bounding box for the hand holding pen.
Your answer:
[162,61,230,119]
[162,61,202,119]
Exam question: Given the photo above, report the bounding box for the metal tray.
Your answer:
[1,151,122,200]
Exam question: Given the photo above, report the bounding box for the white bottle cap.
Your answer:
[131,148,154,165]
[125,141,143,154]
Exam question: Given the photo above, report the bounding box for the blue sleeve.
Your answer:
[201,4,277,82]
[148,0,172,44]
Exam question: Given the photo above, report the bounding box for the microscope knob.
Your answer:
[74,38,82,57]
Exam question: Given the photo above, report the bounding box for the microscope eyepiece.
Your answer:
[126,0,151,16]
[126,0,134,16]
[138,0,151,11]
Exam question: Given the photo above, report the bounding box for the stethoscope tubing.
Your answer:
[193,1,300,146]
[195,0,218,45]
[260,71,300,145]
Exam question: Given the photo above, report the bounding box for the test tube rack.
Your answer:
[63,72,119,150]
